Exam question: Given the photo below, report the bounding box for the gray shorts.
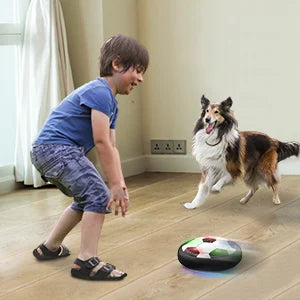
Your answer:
[30,144,111,214]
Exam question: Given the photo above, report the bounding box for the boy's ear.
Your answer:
[201,95,210,109]
[112,57,122,72]
[220,97,233,111]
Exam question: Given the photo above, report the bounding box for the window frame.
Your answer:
[0,0,30,45]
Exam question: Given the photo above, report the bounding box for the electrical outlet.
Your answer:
[161,140,174,154]
[173,140,186,154]
[151,140,187,154]
[151,140,163,154]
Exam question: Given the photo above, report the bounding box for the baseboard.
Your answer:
[144,154,200,173]
[145,154,300,175]
[121,156,146,177]
[94,155,146,180]
[0,165,22,195]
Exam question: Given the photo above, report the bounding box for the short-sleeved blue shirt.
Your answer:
[34,78,118,154]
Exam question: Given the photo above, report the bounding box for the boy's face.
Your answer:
[113,64,144,95]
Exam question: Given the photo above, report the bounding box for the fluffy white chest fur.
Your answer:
[192,128,239,170]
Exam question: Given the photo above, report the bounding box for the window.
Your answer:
[0,0,17,23]
[0,0,29,166]
[0,0,29,44]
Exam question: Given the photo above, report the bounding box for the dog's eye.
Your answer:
[215,110,219,114]
[206,109,209,112]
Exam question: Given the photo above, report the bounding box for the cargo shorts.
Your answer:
[30,144,111,214]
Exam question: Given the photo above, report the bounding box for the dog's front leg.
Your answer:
[184,171,210,209]
[184,184,209,209]
[211,172,232,193]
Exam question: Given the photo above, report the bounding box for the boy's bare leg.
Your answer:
[77,211,125,277]
[78,211,105,260]
[42,205,82,251]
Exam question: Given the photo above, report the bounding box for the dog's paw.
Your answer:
[239,198,248,204]
[211,185,221,193]
[184,202,197,209]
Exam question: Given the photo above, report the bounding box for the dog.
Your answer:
[184,95,299,209]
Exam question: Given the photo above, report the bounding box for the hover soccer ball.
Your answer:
[177,236,242,271]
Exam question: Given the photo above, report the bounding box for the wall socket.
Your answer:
[151,140,186,154]
[173,140,186,154]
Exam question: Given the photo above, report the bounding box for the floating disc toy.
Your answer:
[178,236,242,271]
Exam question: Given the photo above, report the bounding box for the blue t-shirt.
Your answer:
[34,78,118,154]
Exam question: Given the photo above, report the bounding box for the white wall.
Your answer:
[138,0,202,153]
[138,0,300,174]
[60,0,103,87]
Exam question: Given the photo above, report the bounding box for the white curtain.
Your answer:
[15,0,74,187]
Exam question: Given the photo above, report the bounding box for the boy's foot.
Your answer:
[71,257,127,280]
[33,243,70,260]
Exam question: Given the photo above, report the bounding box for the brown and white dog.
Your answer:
[184,95,299,209]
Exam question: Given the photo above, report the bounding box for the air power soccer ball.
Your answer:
[178,236,242,271]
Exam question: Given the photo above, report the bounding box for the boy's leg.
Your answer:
[32,145,126,278]
[78,211,105,260]
[75,211,125,278]
[36,205,82,253]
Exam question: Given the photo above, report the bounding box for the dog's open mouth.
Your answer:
[205,121,217,134]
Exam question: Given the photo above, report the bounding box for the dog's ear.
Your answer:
[201,95,210,109]
[220,97,233,111]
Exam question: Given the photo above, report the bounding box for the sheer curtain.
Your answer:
[15,0,74,187]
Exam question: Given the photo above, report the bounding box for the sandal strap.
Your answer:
[39,244,60,257]
[40,243,70,256]
[73,257,101,277]
[97,263,115,277]
[84,257,101,269]
[74,257,101,269]
[33,243,70,260]
[57,245,70,257]
[72,257,118,279]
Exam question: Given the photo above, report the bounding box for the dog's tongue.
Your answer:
[206,123,215,134]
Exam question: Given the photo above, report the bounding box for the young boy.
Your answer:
[30,34,149,280]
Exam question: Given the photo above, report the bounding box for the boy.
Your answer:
[30,34,149,280]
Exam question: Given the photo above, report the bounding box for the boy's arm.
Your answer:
[109,129,125,185]
[91,109,128,216]
[110,129,129,202]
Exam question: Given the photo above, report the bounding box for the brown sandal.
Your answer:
[71,257,127,281]
[33,243,70,260]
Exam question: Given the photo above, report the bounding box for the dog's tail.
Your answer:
[277,141,299,162]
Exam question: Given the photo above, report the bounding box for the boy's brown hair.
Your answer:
[99,34,149,77]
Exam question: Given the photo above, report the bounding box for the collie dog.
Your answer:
[184,95,299,209]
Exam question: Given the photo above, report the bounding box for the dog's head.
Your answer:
[194,95,237,136]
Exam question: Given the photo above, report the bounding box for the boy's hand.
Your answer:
[106,185,129,217]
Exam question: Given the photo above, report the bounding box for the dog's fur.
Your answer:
[184,95,299,209]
